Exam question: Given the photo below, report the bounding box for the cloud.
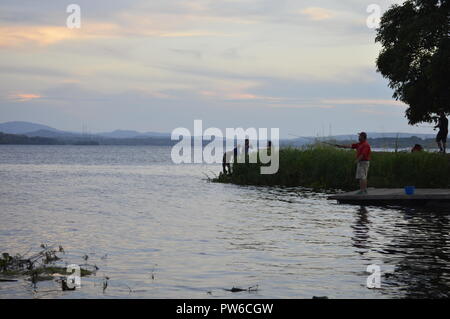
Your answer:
[300,7,335,21]
[267,103,336,109]
[322,99,407,107]
[9,93,42,102]
[200,90,271,101]
[0,23,120,48]
[159,31,232,38]
[0,19,235,48]
[170,49,203,59]
[0,0,418,136]
[0,65,69,77]
[0,26,74,47]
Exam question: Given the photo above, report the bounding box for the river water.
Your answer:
[0,145,449,298]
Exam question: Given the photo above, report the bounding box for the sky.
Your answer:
[0,0,433,138]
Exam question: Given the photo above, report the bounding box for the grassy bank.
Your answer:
[214,146,450,190]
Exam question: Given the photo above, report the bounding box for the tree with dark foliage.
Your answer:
[375,0,449,124]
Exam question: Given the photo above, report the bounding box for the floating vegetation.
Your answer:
[123,283,134,294]
[150,264,157,280]
[61,278,76,291]
[224,285,259,293]
[102,276,109,293]
[0,244,96,291]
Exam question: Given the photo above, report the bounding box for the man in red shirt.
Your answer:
[337,132,371,194]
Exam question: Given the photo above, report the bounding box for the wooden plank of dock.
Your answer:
[328,188,450,207]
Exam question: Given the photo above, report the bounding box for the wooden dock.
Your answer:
[328,188,450,207]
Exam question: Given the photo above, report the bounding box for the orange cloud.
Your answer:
[0,20,233,48]
[0,26,76,47]
[200,90,267,101]
[159,31,231,38]
[226,93,259,100]
[10,93,42,102]
[301,7,335,21]
[0,23,120,48]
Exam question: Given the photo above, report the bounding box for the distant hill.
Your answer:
[0,121,61,135]
[0,121,436,144]
[0,122,171,139]
[24,129,80,138]
[0,131,172,146]
[0,132,62,145]
[141,131,171,138]
[98,130,170,138]
[0,130,440,149]
[97,130,144,138]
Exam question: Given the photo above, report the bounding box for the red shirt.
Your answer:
[351,141,371,161]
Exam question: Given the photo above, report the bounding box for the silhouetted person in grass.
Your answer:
[244,138,251,156]
[411,144,423,153]
[336,132,371,195]
[222,146,238,175]
[434,112,448,153]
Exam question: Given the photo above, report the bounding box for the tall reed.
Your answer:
[214,145,450,190]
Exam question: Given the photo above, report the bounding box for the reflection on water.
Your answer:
[351,205,450,298]
[352,207,371,254]
[379,210,450,298]
[0,145,449,298]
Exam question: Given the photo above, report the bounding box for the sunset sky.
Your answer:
[0,0,431,138]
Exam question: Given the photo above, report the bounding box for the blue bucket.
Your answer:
[404,186,415,195]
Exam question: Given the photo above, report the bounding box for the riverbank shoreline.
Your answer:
[213,147,450,190]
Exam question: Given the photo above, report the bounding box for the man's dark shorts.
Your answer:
[436,130,448,143]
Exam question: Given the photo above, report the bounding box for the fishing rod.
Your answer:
[288,133,315,140]
[290,133,343,147]
[320,141,343,148]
